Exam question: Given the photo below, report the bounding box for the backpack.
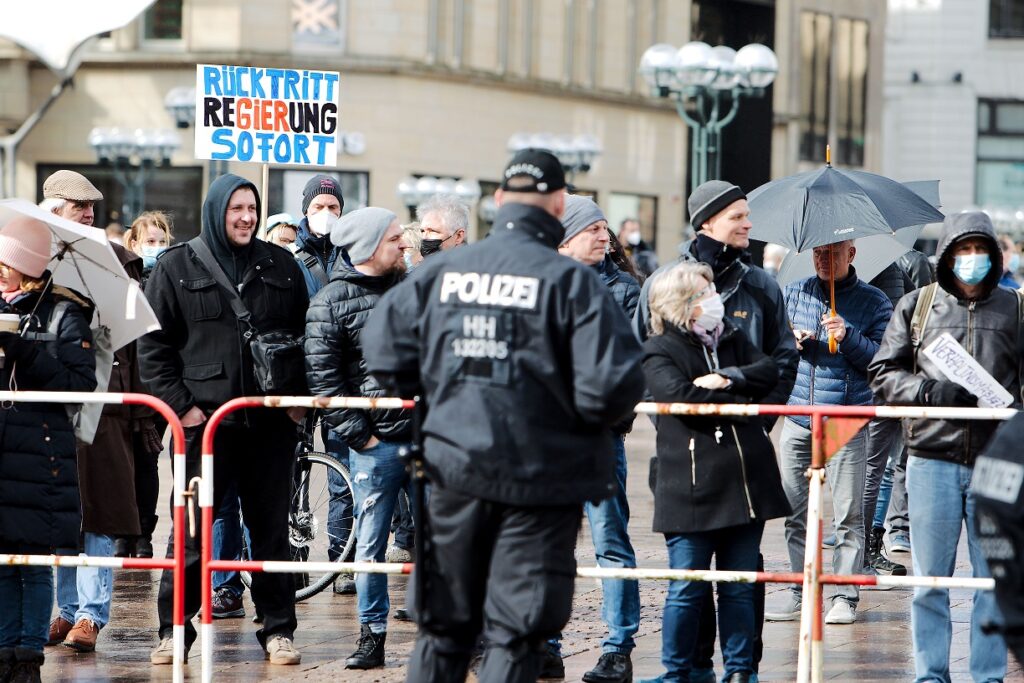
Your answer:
[26,300,114,444]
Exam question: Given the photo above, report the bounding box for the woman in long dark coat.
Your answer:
[640,261,789,683]
[0,217,97,682]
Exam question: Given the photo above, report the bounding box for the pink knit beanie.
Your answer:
[0,217,53,278]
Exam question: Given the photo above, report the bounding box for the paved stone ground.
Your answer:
[43,419,1023,681]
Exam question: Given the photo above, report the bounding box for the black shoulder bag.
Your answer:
[189,238,306,394]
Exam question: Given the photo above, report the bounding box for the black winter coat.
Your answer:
[363,203,645,506]
[643,322,790,533]
[304,263,411,449]
[0,285,97,553]
[139,175,309,420]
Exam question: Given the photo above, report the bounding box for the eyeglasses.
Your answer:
[686,283,717,303]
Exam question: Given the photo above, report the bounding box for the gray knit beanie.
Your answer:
[560,195,606,246]
[330,207,397,264]
[688,180,746,230]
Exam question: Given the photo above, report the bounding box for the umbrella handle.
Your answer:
[828,243,838,354]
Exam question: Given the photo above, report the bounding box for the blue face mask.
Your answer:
[952,253,991,285]
[141,245,166,270]
[1008,253,1020,273]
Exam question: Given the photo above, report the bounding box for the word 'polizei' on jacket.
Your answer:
[869,214,1024,466]
[138,175,309,421]
[634,238,799,407]
[643,321,791,533]
[362,202,646,506]
[784,267,893,428]
[304,261,411,449]
[0,283,97,553]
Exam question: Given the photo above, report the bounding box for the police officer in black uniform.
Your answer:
[973,411,1024,665]
[363,150,645,683]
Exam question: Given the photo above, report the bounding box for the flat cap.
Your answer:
[42,170,103,202]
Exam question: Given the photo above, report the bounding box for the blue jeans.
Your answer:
[56,533,114,628]
[349,440,413,630]
[906,456,1006,683]
[584,436,640,654]
[212,481,246,596]
[872,449,897,529]
[656,522,764,681]
[325,430,355,561]
[0,566,52,651]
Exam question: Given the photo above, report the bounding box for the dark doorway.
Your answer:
[690,0,775,199]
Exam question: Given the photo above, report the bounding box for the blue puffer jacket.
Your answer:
[784,267,892,427]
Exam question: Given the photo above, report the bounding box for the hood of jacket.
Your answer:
[935,212,1003,298]
[328,259,404,290]
[200,174,261,284]
[490,203,565,249]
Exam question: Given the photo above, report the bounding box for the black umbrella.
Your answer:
[747,151,945,353]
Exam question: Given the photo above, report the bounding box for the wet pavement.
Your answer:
[44,419,1023,681]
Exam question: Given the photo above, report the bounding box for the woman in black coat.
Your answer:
[641,262,789,683]
[0,217,97,681]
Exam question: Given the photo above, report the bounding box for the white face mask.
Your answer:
[625,231,642,246]
[287,243,300,254]
[307,209,340,237]
[695,293,725,330]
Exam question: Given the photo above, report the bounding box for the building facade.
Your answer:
[1,0,887,259]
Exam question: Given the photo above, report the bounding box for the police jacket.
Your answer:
[634,237,798,408]
[869,215,1023,466]
[785,268,892,428]
[362,202,646,506]
[304,262,411,449]
[643,322,790,533]
[139,174,309,419]
[0,284,96,553]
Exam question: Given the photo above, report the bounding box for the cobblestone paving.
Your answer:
[43,419,1023,681]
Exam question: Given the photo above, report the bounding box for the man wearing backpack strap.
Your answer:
[869,211,1020,683]
[294,174,346,297]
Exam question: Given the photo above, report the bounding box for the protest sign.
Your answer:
[921,332,1014,408]
[194,64,340,166]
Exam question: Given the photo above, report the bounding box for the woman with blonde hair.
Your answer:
[640,261,789,683]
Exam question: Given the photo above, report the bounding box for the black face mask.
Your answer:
[420,232,456,257]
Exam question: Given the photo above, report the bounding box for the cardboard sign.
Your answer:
[194,64,340,166]
[921,333,1013,408]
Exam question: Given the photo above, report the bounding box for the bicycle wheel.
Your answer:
[240,451,357,602]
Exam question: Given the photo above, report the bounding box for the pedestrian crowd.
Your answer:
[0,151,1022,683]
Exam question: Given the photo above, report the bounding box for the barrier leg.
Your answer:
[797,413,827,683]
[201,445,214,683]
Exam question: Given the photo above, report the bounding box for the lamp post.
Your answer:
[88,127,179,225]
[395,176,482,220]
[639,41,778,194]
[506,133,601,184]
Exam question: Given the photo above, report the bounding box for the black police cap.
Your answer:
[500,149,566,195]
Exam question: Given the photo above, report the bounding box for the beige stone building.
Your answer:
[1,0,887,262]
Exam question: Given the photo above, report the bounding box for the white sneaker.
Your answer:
[384,545,412,563]
[765,593,802,622]
[824,599,857,624]
[265,635,301,665]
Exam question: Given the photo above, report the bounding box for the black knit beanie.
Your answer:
[301,174,345,215]
[688,180,746,230]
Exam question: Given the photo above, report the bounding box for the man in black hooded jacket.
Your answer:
[139,174,309,666]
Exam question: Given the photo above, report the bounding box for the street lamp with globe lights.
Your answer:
[506,133,602,183]
[395,175,482,220]
[640,41,778,193]
[88,126,180,225]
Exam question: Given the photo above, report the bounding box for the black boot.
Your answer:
[9,648,43,683]
[723,673,752,683]
[345,624,386,670]
[0,647,15,683]
[113,537,135,558]
[136,515,157,559]
[869,527,906,576]
[582,652,632,683]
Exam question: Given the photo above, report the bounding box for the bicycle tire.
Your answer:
[240,451,357,601]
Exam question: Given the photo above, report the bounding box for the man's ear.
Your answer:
[848,245,857,262]
[494,188,505,208]
[550,191,566,219]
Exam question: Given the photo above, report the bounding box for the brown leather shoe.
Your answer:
[63,619,100,652]
[47,617,73,646]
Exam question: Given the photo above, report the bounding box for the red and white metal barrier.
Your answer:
[0,391,188,683]
[198,395,415,683]
[193,397,1012,682]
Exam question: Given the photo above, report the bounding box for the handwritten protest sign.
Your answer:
[194,64,340,166]
[922,333,1013,408]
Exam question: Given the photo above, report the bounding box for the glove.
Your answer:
[133,419,165,456]
[921,380,977,407]
[0,332,35,362]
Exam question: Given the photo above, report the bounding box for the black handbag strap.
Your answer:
[188,237,257,340]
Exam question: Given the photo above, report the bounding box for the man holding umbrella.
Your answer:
[766,240,892,625]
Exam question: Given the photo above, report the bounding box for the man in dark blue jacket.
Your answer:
[294,174,346,297]
[363,150,644,683]
[766,240,892,627]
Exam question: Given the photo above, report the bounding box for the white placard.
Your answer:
[194,64,340,166]
[921,333,1013,408]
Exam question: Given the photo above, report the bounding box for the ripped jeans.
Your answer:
[349,440,414,630]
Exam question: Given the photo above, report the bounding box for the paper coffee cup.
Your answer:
[0,314,21,333]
